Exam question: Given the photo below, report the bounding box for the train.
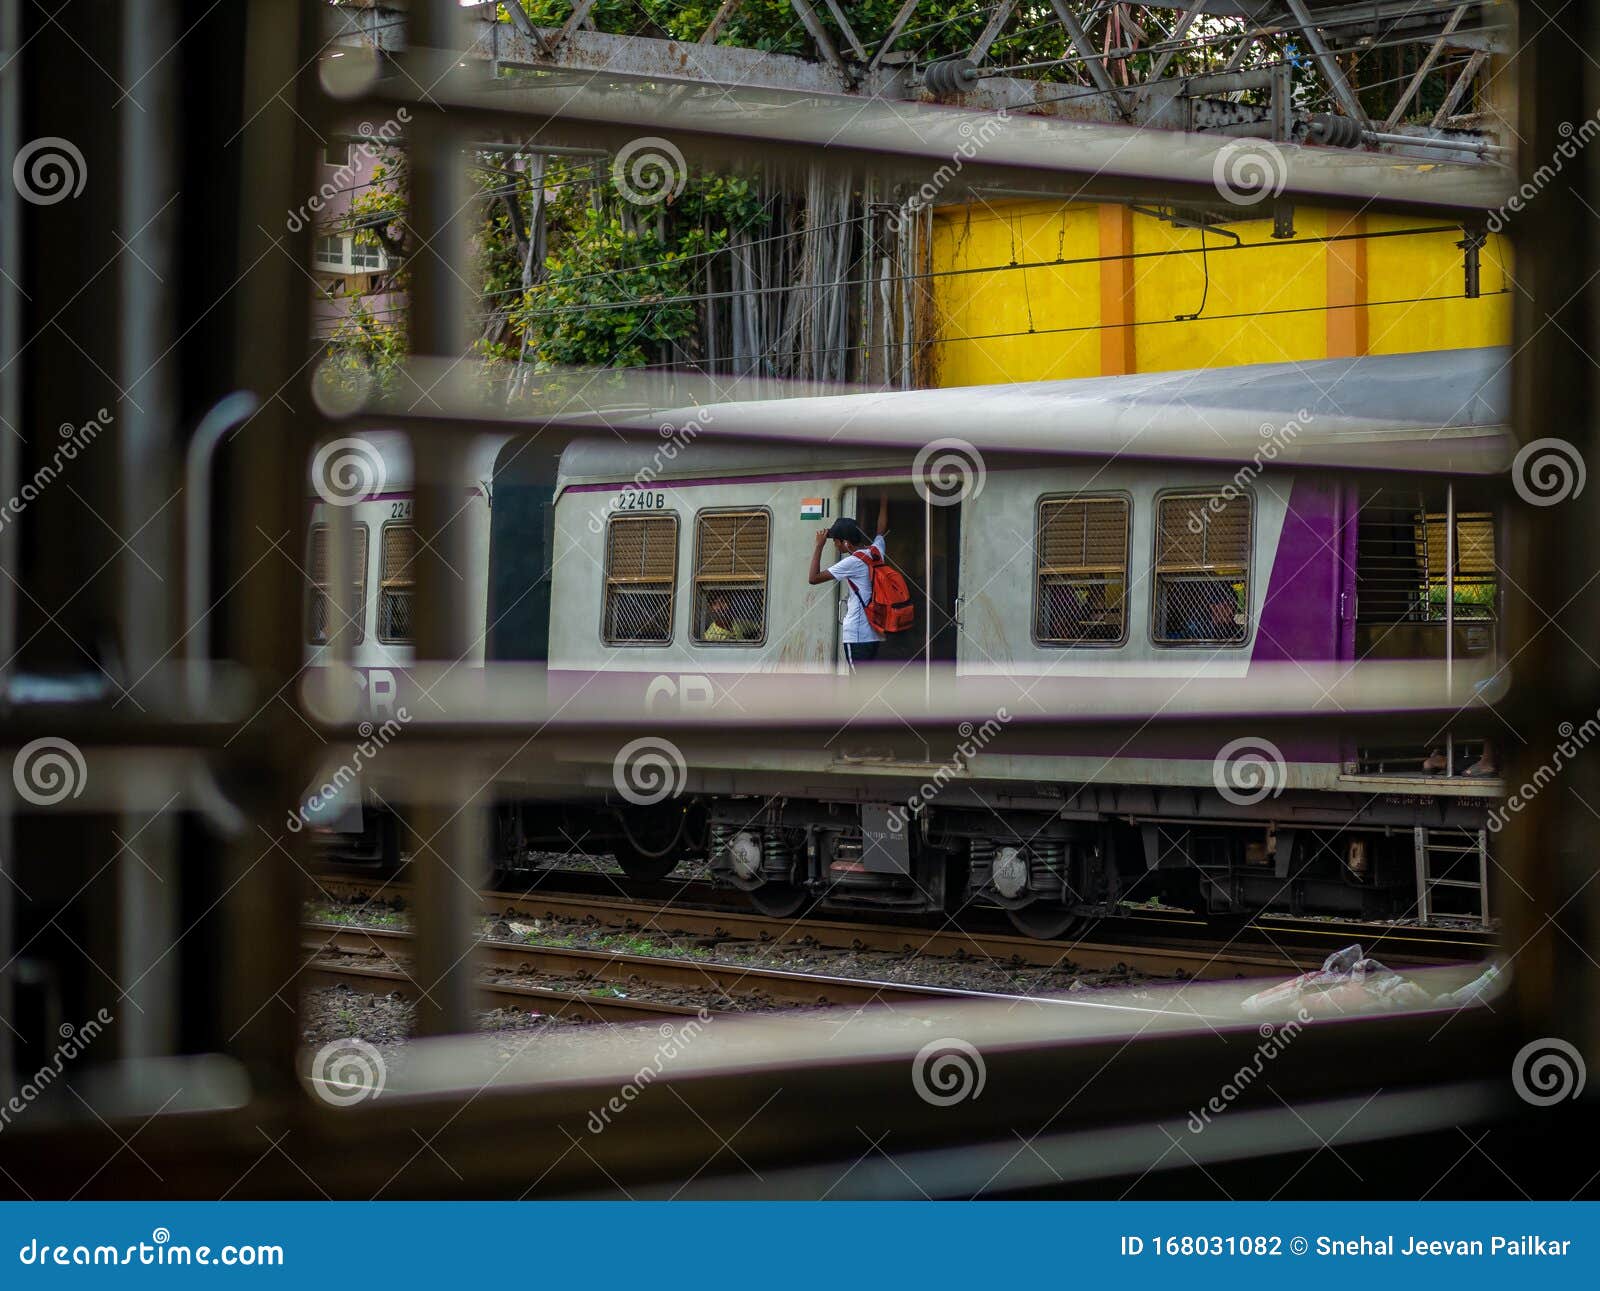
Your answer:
[304,347,1511,937]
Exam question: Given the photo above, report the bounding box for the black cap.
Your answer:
[827,516,869,542]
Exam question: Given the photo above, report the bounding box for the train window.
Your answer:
[691,510,769,646]
[1152,492,1251,646]
[306,523,369,646]
[1354,486,1498,659]
[1034,495,1130,646]
[603,513,679,645]
[378,523,417,644]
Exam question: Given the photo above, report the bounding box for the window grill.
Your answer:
[306,523,368,645]
[1152,492,1250,645]
[1035,496,1129,644]
[1355,487,1498,658]
[604,513,679,644]
[380,523,417,643]
[692,510,769,645]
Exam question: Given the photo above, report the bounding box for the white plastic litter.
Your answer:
[1240,943,1502,1016]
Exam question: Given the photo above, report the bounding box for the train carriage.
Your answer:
[315,347,1513,938]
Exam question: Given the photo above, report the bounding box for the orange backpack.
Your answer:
[848,547,916,634]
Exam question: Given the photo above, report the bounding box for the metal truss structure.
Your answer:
[329,1,1512,160]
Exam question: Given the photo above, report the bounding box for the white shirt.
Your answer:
[829,535,887,644]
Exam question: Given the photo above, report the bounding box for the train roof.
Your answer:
[558,347,1512,485]
[306,430,508,496]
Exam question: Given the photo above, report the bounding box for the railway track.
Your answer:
[306,874,1459,981]
[302,921,1068,1021]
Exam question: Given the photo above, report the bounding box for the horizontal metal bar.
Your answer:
[336,60,1509,216]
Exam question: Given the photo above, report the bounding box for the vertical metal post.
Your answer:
[0,0,20,1095]
[1445,482,1455,777]
[924,490,932,704]
[116,0,181,1062]
[1413,826,1430,922]
[408,0,482,1038]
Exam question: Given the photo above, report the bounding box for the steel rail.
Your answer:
[303,922,1074,1008]
[308,878,1382,979]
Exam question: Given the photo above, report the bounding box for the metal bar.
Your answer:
[1283,0,1370,126]
[822,0,866,61]
[924,489,932,704]
[408,2,481,1040]
[1478,829,1490,925]
[1145,4,1202,84]
[787,0,846,73]
[699,0,742,44]
[967,0,1018,66]
[1382,4,1468,130]
[1362,128,1507,157]
[542,0,597,57]
[1432,48,1489,126]
[1413,826,1430,921]
[0,0,18,1099]
[1046,0,1126,108]
[222,0,323,1092]
[502,1,538,40]
[867,0,920,72]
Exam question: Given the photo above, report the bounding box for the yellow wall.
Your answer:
[928,200,1511,386]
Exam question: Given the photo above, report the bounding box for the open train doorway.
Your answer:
[843,484,960,668]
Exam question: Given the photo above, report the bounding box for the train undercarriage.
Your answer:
[318,782,1494,938]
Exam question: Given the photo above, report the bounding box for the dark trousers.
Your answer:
[843,641,880,671]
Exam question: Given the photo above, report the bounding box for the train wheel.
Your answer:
[749,882,813,920]
[612,846,681,883]
[1005,904,1091,940]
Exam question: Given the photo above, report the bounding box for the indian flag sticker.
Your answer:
[801,498,827,520]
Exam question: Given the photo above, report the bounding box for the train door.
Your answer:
[1351,480,1500,777]
[840,484,960,673]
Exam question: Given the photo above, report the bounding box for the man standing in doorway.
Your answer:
[807,492,890,671]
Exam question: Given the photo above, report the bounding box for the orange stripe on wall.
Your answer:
[1325,211,1369,358]
[1098,204,1137,375]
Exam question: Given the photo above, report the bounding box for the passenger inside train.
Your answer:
[809,492,890,669]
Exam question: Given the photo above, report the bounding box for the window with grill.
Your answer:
[378,523,416,643]
[692,510,769,645]
[307,523,368,645]
[1354,487,1497,661]
[603,513,679,644]
[1035,495,1129,645]
[1152,492,1250,645]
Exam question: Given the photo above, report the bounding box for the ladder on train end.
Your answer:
[1412,827,1490,925]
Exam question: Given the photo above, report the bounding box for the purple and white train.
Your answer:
[310,347,1511,936]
